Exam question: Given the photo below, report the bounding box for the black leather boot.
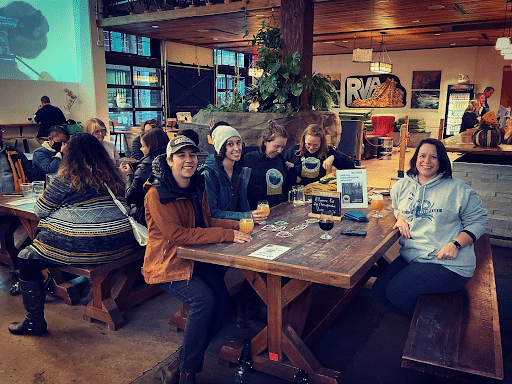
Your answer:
[8,279,47,335]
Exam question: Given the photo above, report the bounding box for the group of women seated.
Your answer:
[4,118,487,384]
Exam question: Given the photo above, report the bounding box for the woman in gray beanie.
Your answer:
[201,125,267,223]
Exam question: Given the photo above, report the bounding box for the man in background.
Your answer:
[34,96,66,141]
[32,125,69,180]
[483,86,495,113]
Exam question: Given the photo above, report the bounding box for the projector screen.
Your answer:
[0,0,81,82]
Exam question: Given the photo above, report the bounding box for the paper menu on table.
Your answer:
[6,197,36,206]
[249,244,290,260]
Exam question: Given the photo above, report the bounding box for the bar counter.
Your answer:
[443,133,512,243]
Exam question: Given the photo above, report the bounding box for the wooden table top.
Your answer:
[443,134,512,156]
[0,194,38,222]
[178,200,399,289]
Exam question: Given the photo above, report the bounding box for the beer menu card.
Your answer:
[336,169,368,209]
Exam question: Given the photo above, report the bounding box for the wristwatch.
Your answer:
[452,240,462,250]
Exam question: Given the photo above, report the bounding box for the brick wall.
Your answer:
[452,155,512,240]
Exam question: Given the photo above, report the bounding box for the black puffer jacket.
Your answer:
[125,146,166,224]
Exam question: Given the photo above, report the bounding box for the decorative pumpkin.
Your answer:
[472,111,502,147]
[472,124,502,147]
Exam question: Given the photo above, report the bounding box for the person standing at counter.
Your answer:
[285,124,354,185]
[483,86,494,112]
[34,96,66,140]
[459,100,481,133]
[475,93,486,118]
[243,120,294,209]
[372,138,487,319]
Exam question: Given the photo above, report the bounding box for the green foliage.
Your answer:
[301,73,339,111]
[214,19,336,114]
[138,0,154,11]
[205,90,245,112]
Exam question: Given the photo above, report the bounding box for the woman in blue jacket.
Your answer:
[201,125,267,223]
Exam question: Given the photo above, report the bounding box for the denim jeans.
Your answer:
[159,262,230,374]
[372,256,470,319]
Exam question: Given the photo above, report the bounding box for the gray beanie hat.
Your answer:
[211,125,241,154]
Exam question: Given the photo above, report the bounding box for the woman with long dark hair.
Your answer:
[8,133,135,336]
[120,128,169,224]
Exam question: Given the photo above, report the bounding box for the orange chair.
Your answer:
[368,116,395,138]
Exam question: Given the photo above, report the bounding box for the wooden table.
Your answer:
[177,200,399,383]
[0,193,159,329]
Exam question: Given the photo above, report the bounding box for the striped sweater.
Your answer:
[21,177,135,264]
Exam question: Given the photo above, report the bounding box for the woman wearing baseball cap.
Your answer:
[142,135,251,384]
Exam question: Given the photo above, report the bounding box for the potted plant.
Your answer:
[301,73,339,111]
[472,111,503,147]
[155,0,170,10]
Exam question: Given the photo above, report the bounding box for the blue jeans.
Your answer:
[159,262,229,374]
[372,256,470,319]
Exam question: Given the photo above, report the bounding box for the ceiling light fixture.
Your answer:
[151,25,159,28]
[352,34,372,62]
[496,0,511,50]
[435,33,441,36]
[370,32,392,74]
[412,20,420,23]
[197,29,209,32]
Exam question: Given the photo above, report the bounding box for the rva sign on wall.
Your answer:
[345,75,407,108]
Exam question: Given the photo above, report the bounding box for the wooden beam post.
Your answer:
[280,0,314,109]
[398,116,409,178]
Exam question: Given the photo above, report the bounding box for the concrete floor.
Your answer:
[1,149,510,384]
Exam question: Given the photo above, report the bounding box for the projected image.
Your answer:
[0,0,79,82]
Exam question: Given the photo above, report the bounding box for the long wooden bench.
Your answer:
[402,234,504,381]
[49,248,161,330]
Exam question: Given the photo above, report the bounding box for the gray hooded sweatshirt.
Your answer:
[391,172,487,277]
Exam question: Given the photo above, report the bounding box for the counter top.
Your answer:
[443,133,512,156]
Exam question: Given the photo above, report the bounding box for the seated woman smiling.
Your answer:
[143,135,251,384]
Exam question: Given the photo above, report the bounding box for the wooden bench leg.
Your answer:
[83,270,125,331]
[48,268,81,305]
[169,302,188,332]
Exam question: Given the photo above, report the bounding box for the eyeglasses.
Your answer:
[93,129,107,135]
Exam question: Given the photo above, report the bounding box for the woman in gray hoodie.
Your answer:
[373,138,487,318]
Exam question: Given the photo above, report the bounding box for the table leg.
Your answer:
[219,270,341,383]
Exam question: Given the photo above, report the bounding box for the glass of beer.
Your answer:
[371,193,384,218]
[318,214,334,240]
[239,212,254,234]
[257,200,270,216]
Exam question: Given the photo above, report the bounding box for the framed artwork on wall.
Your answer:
[411,70,441,109]
[411,91,440,109]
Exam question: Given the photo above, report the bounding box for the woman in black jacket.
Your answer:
[459,99,480,133]
[120,128,169,224]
